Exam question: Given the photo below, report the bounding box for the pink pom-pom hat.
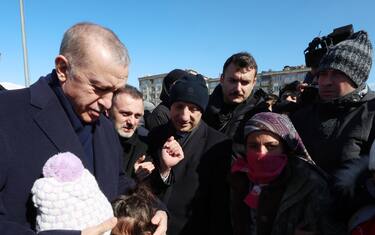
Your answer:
[42,152,84,182]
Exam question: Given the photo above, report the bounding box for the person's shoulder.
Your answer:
[98,115,120,139]
[202,121,231,144]
[151,103,170,115]
[0,87,29,104]
[290,103,315,123]
[292,157,329,188]
[148,123,170,143]
[363,91,375,112]
[0,88,31,121]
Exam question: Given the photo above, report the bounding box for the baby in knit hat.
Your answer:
[31,152,114,234]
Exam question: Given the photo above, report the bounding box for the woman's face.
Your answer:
[246,131,284,155]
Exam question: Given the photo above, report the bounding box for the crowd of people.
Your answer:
[0,22,375,235]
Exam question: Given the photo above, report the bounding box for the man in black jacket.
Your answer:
[291,30,375,222]
[110,85,155,180]
[203,52,268,158]
[148,74,232,235]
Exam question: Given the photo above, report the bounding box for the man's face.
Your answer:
[111,93,144,138]
[57,46,128,123]
[318,69,356,101]
[170,101,202,132]
[220,63,257,104]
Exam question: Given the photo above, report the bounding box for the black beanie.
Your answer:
[318,30,373,87]
[169,74,209,112]
[159,69,189,102]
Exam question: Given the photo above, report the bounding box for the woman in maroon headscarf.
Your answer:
[231,112,345,235]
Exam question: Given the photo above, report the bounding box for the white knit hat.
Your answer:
[31,152,113,234]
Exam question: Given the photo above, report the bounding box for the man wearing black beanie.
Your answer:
[291,30,375,225]
[145,69,189,130]
[147,74,233,235]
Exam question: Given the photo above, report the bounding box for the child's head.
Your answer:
[111,185,157,235]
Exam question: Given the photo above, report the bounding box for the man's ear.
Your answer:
[220,74,224,84]
[55,55,69,83]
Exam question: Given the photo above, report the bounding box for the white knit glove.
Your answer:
[31,152,114,235]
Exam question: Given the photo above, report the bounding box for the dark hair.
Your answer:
[113,85,143,104]
[111,185,157,235]
[279,81,300,98]
[222,52,258,75]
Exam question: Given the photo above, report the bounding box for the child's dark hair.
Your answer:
[111,184,157,235]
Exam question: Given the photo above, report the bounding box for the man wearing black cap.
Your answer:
[145,69,189,130]
[147,74,232,235]
[291,30,375,223]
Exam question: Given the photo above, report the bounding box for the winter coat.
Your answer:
[231,157,346,235]
[145,101,170,131]
[291,90,375,221]
[203,85,268,157]
[147,121,232,235]
[0,72,136,235]
[118,132,149,178]
[291,91,375,173]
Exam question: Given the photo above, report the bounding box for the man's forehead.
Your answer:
[116,94,143,106]
[174,101,201,111]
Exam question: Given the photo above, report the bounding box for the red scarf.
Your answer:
[232,152,287,208]
[246,152,288,185]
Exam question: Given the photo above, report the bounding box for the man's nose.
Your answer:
[234,81,242,92]
[98,92,113,110]
[126,115,136,126]
[180,107,190,121]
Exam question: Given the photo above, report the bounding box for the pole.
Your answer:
[19,0,30,87]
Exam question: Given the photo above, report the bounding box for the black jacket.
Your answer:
[291,91,375,173]
[118,132,149,178]
[291,89,375,221]
[145,102,170,131]
[148,121,232,235]
[203,85,268,157]
[231,158,345,235]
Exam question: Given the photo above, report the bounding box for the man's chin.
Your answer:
[80,113,99,124]
[176,125,193,133]
[227,97,244,104]
[118,130,135,138]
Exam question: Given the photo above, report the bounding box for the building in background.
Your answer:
[138,69,211,105]
[255,65,310,94]
[138,66,310,105]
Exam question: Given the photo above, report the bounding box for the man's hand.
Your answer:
[297,83,309,93]
[134,155,155,180]
[151,210,168,235]
[81,217,117,235]
[160,136,184,176]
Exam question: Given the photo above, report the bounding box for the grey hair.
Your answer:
[59,22,130,72]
